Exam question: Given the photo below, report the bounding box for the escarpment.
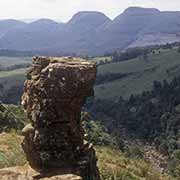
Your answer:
[21,56,100,180]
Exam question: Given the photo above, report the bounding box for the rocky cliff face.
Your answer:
[21,56,100,180]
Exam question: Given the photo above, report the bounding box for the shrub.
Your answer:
[125,147,143,159]
[83,120,118,147]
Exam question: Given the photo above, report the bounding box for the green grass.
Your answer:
[0,56,30,91]
[0,68,27,91]
[0,57,29,82]
[0,68,27,78]
[0,56,31,67]
[95,49,180,100]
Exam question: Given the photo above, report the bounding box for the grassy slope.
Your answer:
[0,56,31,90]
[0,68,27,91]
[0,133,171,180]
[0,56,31,67]
[96,146,171,180]
[0,68,27,78]
[95,49,180,100]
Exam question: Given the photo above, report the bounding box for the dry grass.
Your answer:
[96,146,171,180]
[0,133,26,168]
[0,133,172,180]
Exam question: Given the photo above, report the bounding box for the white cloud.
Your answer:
[0,0,180,22]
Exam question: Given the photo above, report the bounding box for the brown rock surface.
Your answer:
[0,165,82,180]
[21,57,100,180]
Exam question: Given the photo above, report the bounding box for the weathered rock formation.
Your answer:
[21,56,100,180]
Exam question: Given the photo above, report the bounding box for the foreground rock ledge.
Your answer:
[21,57,100,180]
[0,166,82,180]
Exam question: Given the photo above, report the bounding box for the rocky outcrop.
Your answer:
[21,57,100,180]
[0,165,82,180]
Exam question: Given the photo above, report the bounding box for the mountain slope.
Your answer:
[95,47,180,100]
[128,10,180,48]
[0,19,26,38]
[0,19,63,51]
[53,11,111,55]
[95,7,161,54]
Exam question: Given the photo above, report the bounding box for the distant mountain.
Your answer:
[0,19,26,38]
[0,19,63,51]
[95,7,180,53]
[0,7,180,55]
[57,11,111,54]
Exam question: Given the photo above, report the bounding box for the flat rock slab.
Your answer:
[0,166,82,180]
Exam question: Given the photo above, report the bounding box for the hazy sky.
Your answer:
[1,0,180,22]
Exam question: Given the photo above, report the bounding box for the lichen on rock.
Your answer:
[21,56,100,180]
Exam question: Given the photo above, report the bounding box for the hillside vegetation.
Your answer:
[95,48,180,100]
[0,56,31,104]
[1,47,180,103]
[0,48,180,178]
[0,110,170,180]
[0,132,171,180]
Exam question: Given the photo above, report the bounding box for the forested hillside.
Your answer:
[88,74,180,178]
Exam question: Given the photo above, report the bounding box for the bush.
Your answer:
[168,150,180,178]
[83,120,118,147]
[0,105,27,133]
[125,147,143,159]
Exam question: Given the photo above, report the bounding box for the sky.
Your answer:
[1,0,180,22]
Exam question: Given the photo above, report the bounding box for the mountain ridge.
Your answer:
[1,7,180,55]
